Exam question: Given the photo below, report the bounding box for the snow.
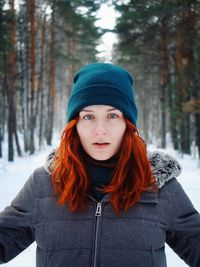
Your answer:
[0,141,199,266]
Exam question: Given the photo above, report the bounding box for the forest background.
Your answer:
[0,0,200,162]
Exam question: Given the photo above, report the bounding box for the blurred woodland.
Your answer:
[0,0,200,161]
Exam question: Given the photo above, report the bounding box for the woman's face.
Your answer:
[76,105,126,160]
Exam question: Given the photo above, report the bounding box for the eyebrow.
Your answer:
[80,109,94,112]
[80,108,120,113]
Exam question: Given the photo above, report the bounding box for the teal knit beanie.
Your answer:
[67,63,138,125]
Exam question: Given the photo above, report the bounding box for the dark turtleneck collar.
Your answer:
[80,147,119,201]
[80,146,119,168]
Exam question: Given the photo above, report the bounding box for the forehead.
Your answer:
[80,105,121,113]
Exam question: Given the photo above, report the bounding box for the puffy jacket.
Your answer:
[0,151,200,267]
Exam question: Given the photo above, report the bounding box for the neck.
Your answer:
[79,147,118,201]
[80,146,119,168]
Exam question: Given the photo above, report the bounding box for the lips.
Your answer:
[93,143,110,149]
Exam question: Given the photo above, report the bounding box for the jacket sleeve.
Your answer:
[0,172,36,263]
[166,179,200,267]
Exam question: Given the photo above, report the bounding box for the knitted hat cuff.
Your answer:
[67,84,137,124]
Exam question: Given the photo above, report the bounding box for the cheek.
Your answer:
[118,123,126,138]
[113,123,126,144]
[76,123,90,145]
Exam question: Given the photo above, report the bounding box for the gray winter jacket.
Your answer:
[0,151,200,267]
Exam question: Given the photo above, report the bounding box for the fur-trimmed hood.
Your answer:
[44,150,182,189]
[147,151,182,188]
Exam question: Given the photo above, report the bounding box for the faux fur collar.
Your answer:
[147,151,182,188]
[44,149,182,189]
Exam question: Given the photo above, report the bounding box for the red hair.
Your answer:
[51,117,157,214]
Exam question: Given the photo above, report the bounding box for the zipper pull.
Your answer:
[95,202,102,216]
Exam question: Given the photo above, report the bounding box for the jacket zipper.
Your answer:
[93,202,102,267]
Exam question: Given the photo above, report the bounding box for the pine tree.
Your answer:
[112,0,200,158]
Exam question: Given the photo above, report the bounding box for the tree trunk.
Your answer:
[7,0,17,161]
[18,1,26,152]
[195,114,200,160]
[160,15,169,148]
[46,1,55,146]
[14,131,22,156]
[179,7,196,154]
[30,0,36,154]
[23,0,31,152]
[0,1,3,157]
[0,126,2,158]
[38,13,46,148]
[168,54,179,150]
[175,15,184,154]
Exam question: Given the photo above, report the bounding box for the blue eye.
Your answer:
[108,113,118,119]
[83,114,94,120]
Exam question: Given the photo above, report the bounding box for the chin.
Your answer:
[91,154,112,161]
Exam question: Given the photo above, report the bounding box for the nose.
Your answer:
[94,121,107,136]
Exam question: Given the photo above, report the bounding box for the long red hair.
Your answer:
[51,117,156,214]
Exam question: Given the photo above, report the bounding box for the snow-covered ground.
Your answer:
[0,141,199,266]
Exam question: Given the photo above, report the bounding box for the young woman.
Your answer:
[0,63,200,267]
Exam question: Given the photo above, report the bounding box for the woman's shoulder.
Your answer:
[33,165,51,177]
[33,149,56,179]
[146,150,185,206]
[158,176,181,199]
[28,165,53,198]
